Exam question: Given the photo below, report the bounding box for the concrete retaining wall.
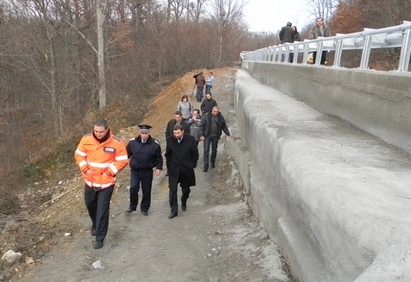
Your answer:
[242,61,411,153]
[227,70,411,281]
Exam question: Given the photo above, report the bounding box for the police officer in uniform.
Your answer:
[126,124,163,215]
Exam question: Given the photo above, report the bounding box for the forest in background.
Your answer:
[0,0,410,214]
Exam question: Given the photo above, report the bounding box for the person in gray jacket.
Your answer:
[187,109,201,147]
[176,95,193,120]
[309,17,331,65]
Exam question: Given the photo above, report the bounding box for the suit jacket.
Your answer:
[165,119,190,139]
[165,134,198,187]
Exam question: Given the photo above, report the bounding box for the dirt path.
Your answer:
[5,68,291,282]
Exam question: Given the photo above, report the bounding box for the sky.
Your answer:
[242,0,313,33]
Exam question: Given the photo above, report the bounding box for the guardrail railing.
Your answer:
[241,21,411,72]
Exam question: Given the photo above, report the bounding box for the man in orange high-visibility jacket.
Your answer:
[75,118,128,249]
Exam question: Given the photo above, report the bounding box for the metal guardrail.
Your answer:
[241,21,411,72]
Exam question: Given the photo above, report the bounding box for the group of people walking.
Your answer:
[279,17,331,65]
[74,71,233,249]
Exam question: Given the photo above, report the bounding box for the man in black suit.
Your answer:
[165,111,190,139]
[165,124,199,219]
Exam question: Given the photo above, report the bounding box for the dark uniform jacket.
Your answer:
[199,112,230,140]
[165,119,190,138]
[126,136,163,171]
[165,134,198,187]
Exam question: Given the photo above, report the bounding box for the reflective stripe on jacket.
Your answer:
[75,132,128,189]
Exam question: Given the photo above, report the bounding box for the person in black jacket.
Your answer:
[165,124,199,219]
[279,22,295,62]
[200,93,218,115]
[199,106,233,172]
[126,124,163,216]
[165,111,190,139]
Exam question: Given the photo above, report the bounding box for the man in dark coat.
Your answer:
[279,22,295,62]
[199,106,233,172]
[165,111,190,139]
[126,124,163,216]
[200,93,218,115]
[165,124,199,219]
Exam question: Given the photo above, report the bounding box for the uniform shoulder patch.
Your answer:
[129,137,136,141]
[154,139,160,145]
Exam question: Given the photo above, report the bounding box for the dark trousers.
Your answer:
[205,85,212,94]
[129,169,153,212]
[312,51,327,65]
[196,86,204,102]
[84,184,114,242]
[168,169,191,215]
[203,136,218,169]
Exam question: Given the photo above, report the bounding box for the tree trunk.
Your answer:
[96,0,107,109]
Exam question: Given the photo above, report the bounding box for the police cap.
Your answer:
[138,124,152,134]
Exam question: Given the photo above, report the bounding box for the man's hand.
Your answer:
[200,136,205,141]
[155,169,161,176]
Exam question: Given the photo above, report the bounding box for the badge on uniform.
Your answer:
[104,147,116,153]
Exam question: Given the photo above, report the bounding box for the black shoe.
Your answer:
[94,241,103,249]
[91,226,96,236]
[203,167,208,172]
[141,210,148,216]
[168,212,177,219]
[126,208,133,214]
[211,163,215,169]
[181,202,187,211]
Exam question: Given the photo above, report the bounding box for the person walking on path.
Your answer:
[176,95,193,120]
[74,118,128,249]
[200,92,218,115]
[126,124,163,216]
[165,111,190,139]
[187,109,202,147]
[165,124,199,219]
[309,17,331,65]
[199,106,233,172]
[193,72,206,102]
[205,72,214,94]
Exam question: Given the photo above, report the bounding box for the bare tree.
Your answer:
[96,0,107,108]
[187,0,207,23]
[208,0,246,66]
[306,0,338,23]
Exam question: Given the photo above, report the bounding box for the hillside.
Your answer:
[0,67,292,281]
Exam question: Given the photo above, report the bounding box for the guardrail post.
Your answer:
[315,41,324,65]
[334,38,343,67]
[398,28,411,71]
[303,44,309,65]
[360,35,372,69]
